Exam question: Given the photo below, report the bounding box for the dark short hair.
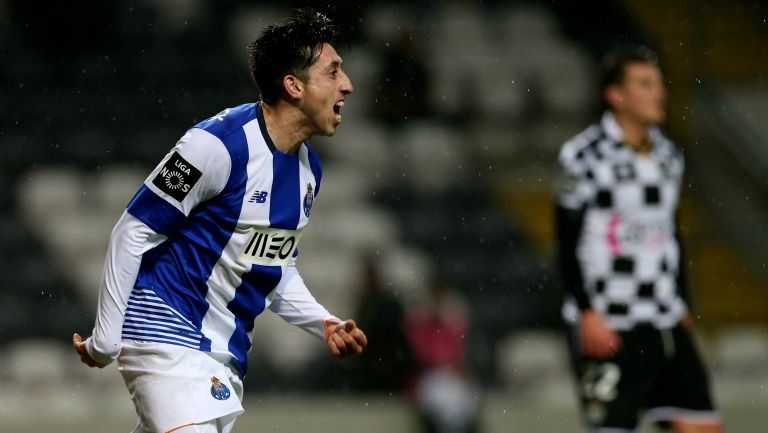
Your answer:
[247,9,341,105]
[599,46,660,108]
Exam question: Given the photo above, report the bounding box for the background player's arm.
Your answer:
[267,265,367,357]
[555,147,594,311]
[675,213,693,328]
[555,149,622,359]
[556,204,622,359]
[555,204,591,311]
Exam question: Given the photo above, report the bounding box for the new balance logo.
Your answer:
[248,191,268,204]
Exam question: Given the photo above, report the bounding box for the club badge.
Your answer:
[303,183,314,218]
[210,376,231,400]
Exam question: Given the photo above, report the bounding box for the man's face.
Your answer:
[610,62,667,125]
[300,43,353,136]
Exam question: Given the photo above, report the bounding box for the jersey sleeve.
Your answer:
[555,144,596,210]
[126,127,231,235]
[265,265,340,340]
[85,212,167,365]
[555,143,594,310]
[670,148,690,311]
[556,204,591,310]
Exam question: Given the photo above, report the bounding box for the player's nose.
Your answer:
[340,70,353,95]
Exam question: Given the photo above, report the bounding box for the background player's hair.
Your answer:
[599,46,660,109]
[248,8,341,104]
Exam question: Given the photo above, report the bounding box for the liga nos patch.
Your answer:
[153,152,202,202]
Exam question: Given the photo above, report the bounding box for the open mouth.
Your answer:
[333,100,344,116]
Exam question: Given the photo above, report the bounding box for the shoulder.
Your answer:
[166,128,232,195]
[193,103,258,142]
[174,127,230,168]
[559,123,603,170]
[650,127,684,161]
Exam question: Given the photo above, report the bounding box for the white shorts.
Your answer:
[118,341,244,433]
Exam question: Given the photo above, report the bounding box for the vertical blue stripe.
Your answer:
[226,265,283,376]
[269,151,301,229]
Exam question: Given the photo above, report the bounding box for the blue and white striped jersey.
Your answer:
[87,103,336,377]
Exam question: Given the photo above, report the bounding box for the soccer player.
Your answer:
[555,47,723,433]
[72,9,367,433]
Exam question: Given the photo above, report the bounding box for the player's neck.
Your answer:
[613,111,653,155]
[261,102,311,154]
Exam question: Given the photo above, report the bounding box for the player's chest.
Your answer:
[589,153,682,212]
[236,152,318,228]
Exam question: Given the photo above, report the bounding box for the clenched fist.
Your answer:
[325,320,367,358]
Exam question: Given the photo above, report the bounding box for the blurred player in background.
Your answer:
[72,9,367,433]
[404,280,480,433]
[555,47,723,433]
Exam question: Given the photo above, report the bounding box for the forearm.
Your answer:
[556,204,591,310]
[266,265,339,340]
[85,212,164,364]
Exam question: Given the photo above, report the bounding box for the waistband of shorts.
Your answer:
[620,322,681,334]
[121,340,243,378]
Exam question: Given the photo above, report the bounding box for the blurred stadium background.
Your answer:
[1,0,767,432]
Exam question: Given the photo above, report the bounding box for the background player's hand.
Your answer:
[680,313,693,329]
[326,320,367,358]
[579,310,622,359]
[72,333,107,368]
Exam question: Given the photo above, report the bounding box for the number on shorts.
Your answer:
[581,362,621,402]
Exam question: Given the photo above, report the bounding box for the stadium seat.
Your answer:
[715,325,768,375]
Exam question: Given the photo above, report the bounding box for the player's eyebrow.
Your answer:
[327,59,343,69]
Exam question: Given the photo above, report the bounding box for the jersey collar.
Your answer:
[256,102,277,154]
[601,111,664,150]
[601,111,624,142]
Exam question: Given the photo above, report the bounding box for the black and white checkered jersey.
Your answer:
[557,112,688,330]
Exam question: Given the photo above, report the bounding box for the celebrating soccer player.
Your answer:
[72,9,367,433]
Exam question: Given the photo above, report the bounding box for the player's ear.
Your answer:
[282,75,303,101]
[604,85,624,110]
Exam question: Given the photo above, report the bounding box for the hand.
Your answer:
[579,310,622,359]
[680,313,693,330]
[326,320,368,358]
[72,333,107,368]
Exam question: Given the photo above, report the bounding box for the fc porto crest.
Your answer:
[210,376,231,400]
[303,183,314,218]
